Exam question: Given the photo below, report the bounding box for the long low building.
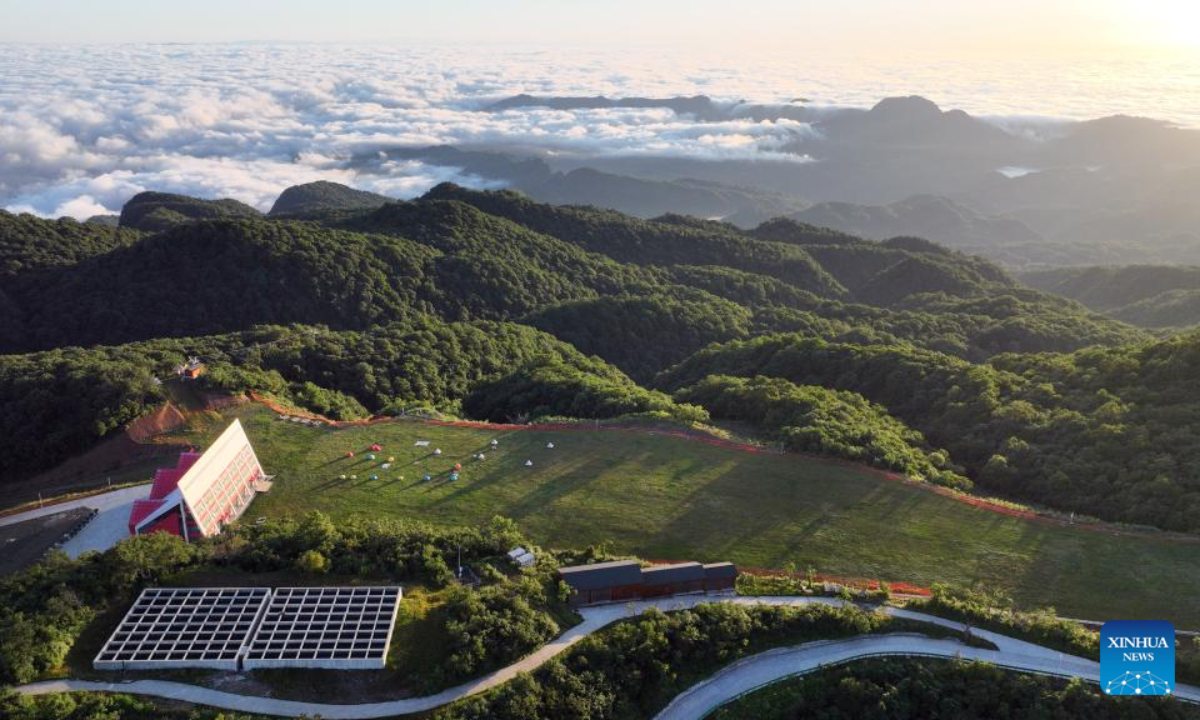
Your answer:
[558,560,737,606]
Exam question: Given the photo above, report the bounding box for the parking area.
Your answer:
[0,507,95,575]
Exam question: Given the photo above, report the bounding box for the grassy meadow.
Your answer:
[174,404,1200,627]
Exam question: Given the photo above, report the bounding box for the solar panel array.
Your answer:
[94,585,402,671]
[244,587,402,669]
[94,587,270,671]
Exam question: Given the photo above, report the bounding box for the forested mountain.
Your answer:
[269,181,392,217]
[523,292,753,382]
[117,191,261,232]
[1112,290,1200,328]
[0,184,1184,531]
[791,195,1042,251]
[658,332,1200,531]
[1021,265,1200,328]
[0,184,1144,366]
[419,184,848,297]
[1,219,435,350]
[0,319,682,482]
[1,185,1145,360]
[368,147,807,222]
[0,211,142,275]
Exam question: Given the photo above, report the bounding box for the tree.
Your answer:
[295,550,329,574]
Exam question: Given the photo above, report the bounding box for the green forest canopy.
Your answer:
[2,185,1197,532]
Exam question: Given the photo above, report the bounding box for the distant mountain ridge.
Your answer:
[471,94,1200,268]
[791,195,1042,250]
[269,180,393,216]
[485,94,731,121]
[0,184,1141,362]
[1020,265,1200,328]
[118,191,261,232]
[367,146,809,222]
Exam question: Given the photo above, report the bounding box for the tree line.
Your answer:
[659,332,1200,531]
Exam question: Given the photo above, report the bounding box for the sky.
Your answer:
[1,1,1198,219]
[2,0,1199,54]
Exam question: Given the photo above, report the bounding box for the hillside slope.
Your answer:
[0,186,1164,532]
[187,403,1200,626]
[0,211,142,276]
[659,331,1200,531]
[1021,264,1200,328]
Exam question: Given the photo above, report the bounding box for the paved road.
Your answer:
[655,631,1200,720]
[20,595,1198,719]
[61,500,139,558]
[0,485,148,528]
[0,485,149,559]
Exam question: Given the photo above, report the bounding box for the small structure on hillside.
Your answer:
[507,546,536,568]
[558,559,738,607]
[174,356,206,380]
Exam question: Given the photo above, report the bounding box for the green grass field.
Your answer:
[176,404,1200,627]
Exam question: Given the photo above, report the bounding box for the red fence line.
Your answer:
[654,562,933,597]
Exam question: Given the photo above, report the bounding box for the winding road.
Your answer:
[18,595,1199,719]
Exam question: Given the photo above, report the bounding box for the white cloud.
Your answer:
[52,195,111,219]
[0,44,824,218]
[4,43,1187,219]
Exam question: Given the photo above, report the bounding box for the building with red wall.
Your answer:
[128,419,264,541]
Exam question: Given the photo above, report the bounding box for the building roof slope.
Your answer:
[702,562,739,579]
[642,562,706,585]
[558,560,642,590]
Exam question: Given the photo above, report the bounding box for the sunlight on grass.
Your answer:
[177,404,1200,626]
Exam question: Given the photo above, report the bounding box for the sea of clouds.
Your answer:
[2,44,1196,218]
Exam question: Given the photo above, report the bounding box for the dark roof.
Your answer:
[558,560,642,590]
[642,562,705,586]
[703,562,739,580]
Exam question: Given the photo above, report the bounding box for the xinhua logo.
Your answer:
[1101,620,1175,696]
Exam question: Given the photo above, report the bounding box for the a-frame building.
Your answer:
[128,419,264,540]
